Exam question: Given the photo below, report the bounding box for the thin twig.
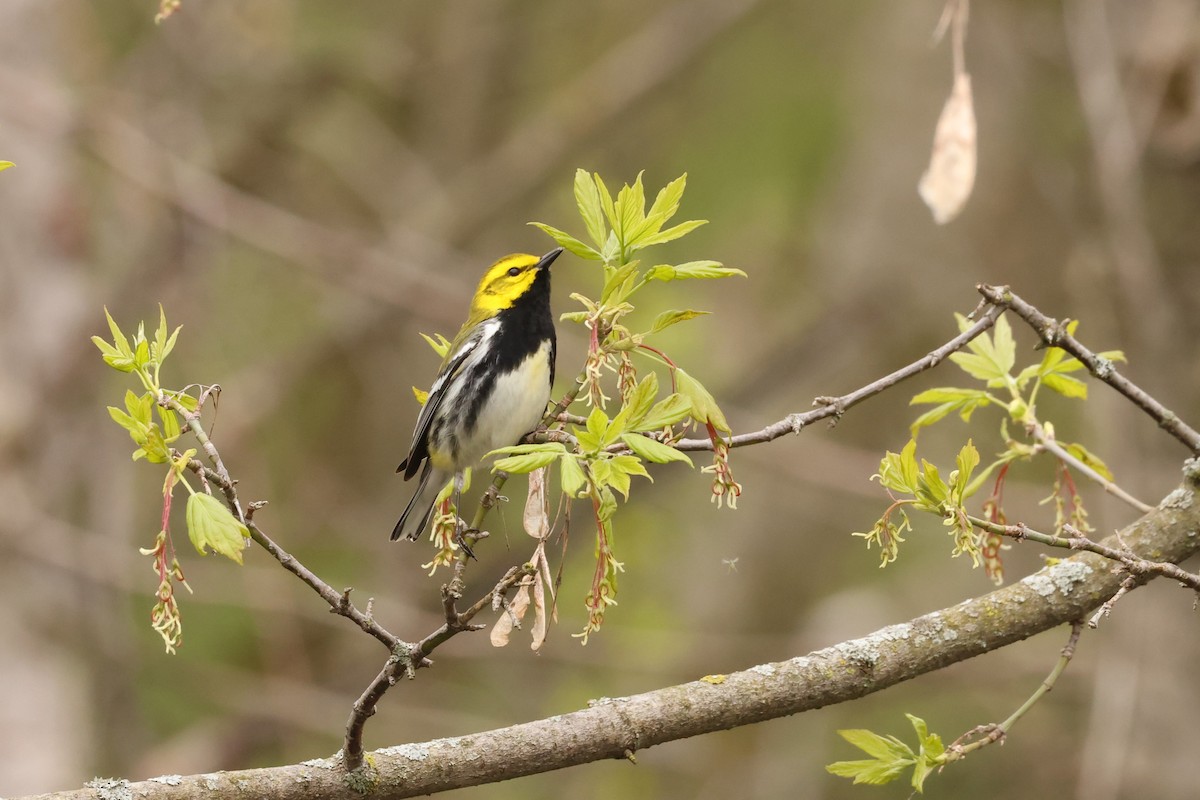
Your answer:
[343,642,427,771]
[1088,574,1137,628]
[166,394,243,521]
[185,458,400,650]
[968,516,1200,593]
[978,284,1200,455]
[951,0,969,80]
[342,564,534,770]
[416,564,535,657]
[669,301,1006,451]
[1026,420,1153,513]
[943,621,1083,763]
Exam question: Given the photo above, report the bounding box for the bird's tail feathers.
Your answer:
[391,464,445,541]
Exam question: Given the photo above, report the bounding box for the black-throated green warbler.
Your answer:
[391,247,563,542]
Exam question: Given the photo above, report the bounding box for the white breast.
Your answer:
[461,340,553,464]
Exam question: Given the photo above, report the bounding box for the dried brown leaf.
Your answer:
[537,542,558,611]
[530,570,547,651]
[490,582,531,647]
[523,467,551,539]
[918,72,977,224]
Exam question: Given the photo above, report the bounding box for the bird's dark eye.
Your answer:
[507,266,521,277]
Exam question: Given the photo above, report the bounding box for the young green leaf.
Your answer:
[629,173,687,243]
[633,393,692,432]
[135,425,171,464]
[587,406,612,444]
[108,405,146,439]
[149,304,182,365]
[134,337,150,368]
[574,168,607,249]
[949,313,1014,384]
[907,714,946,793]
[185,492,250,564]
[595,483,618,522]
[593,173,618,237]
[171,391,199,412]
[92,336,135,372]
[529,222,601,260]
[948,351,1007,384]
[126,390,153,426]
[650,309,709,334]
[614,172,647,246]
[910,387,993,408]
[1059,349,1125,374]
[646,173,686,224]
[917,460,948,507]
[605,459,632,499]
[826,729,916,786]
[909,402,959,435]
[419,332,452,358]
[560,454,589,498]
[0,161,13,172]
[899,439,919,494]
[162,324,181,362]
[962,448,1020,498]
[1065,441,1114,480]
[1041,372,1087,399]
[908,387,993,435]
[675,368,731,433]
[951,440,980,500]
[492,450,562,474]
[620,433,693,466]
[157,405,181,441]
[601,262,640,304]
[621,373,660,429]
[575,407,609,453]
[607,454,651,499]
[600,229,621,263]
[487,442,567,459]
[590,458,612,490]
[825,757,911,787]
[635,219,708,248]
[152,305,168,362]
[612,454,651,480]
[103,307,133,359]
[646,261,746,281]
[876,441,919,495]
[991,312,1016,375]
[1027,326,1075,381]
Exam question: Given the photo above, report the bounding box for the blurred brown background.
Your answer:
[3,1,1200,797]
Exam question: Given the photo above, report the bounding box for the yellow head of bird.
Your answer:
[468,248,561,317]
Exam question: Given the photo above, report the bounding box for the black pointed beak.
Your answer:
[536,247,564,270]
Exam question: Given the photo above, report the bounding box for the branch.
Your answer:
[185,458,400,650]
[339,466,551,769]
[944,621,1083,763]
[672,300,1006,451]
[1026,419,1153,513]
[978,284,1200,455]
[671,286,1200,466]
[968,515,1200,593]
[341,565,536,770]
[23,479,1200,800]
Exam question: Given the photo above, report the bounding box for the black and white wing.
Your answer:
[396,320,497,480]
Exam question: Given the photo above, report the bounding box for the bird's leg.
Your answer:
[451,471,477,559]
[453,470,465,512]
